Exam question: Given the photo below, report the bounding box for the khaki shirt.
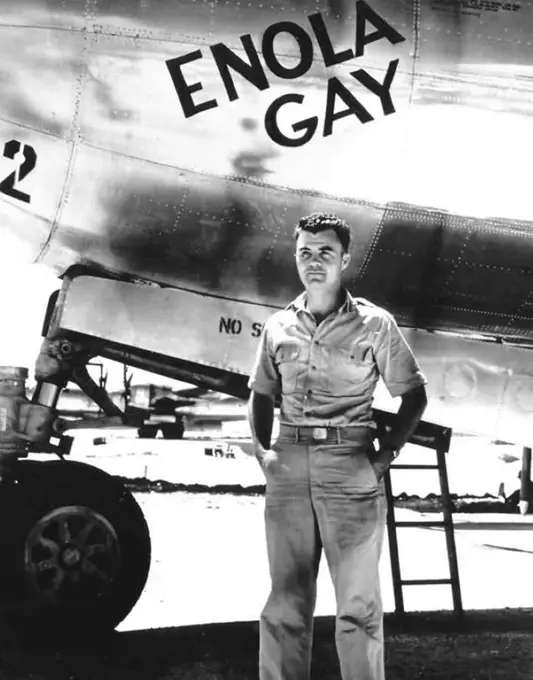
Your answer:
[248,290,427,427]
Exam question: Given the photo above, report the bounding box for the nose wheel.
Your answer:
[25,506,121,606]
[0,460,151,638]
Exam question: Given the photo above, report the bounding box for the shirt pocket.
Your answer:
[275,343,302,394]
[327,344,375,396]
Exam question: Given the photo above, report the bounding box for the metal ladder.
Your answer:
[373,409,463,618]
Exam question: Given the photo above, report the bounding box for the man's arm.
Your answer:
[372,311,429,479]
[248,390,275,454]
[246,315,279,458]
[373,385,428,478]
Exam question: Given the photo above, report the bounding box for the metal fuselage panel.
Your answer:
[55,275,533,444]
[1,0,533,340]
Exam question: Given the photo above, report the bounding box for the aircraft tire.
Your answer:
[0,459,151,640]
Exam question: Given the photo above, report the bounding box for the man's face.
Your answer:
[295,229,350,291]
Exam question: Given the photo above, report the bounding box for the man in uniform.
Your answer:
[247,212,428,680]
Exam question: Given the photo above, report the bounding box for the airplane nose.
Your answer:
[0,190,53,268]
[0,129,74,273]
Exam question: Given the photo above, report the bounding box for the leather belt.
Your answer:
[279,424,371,444]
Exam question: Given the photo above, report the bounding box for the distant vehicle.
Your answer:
[204,442,237,459]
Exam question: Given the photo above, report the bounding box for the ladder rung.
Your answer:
[395,521,446,528]
[391,464,439,470]
[382,417,463,617]
[401,579,453,586]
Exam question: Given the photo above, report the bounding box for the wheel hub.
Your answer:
[24,506,121,605]
[60,545,82,568]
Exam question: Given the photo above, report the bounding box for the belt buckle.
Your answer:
[312,427,328,441]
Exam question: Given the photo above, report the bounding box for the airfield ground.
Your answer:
[2,609,532,680]
[9,432,531,679]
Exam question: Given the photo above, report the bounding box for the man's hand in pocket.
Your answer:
[256,447,289,476]
[371,446,396,482]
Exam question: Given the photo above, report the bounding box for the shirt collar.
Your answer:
[287,288,356,316]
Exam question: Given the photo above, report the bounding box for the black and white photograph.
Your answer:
[0,0,531,678]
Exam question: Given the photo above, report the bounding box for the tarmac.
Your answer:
[9,432,532,679]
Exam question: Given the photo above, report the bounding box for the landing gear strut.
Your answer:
[0,315,153,637]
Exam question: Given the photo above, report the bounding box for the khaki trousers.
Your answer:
[259,429,387,680]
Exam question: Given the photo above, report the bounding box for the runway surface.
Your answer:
[10,432,532,680]
[28,430,532,632]
[115,492,532,633]
[67,428,525,497]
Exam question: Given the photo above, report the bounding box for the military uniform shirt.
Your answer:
[247,290,427,427]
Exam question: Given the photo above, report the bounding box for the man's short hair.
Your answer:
[294,212,351,252]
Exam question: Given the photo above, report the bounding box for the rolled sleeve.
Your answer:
[247,320,280,396]
[374,314,427,398]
